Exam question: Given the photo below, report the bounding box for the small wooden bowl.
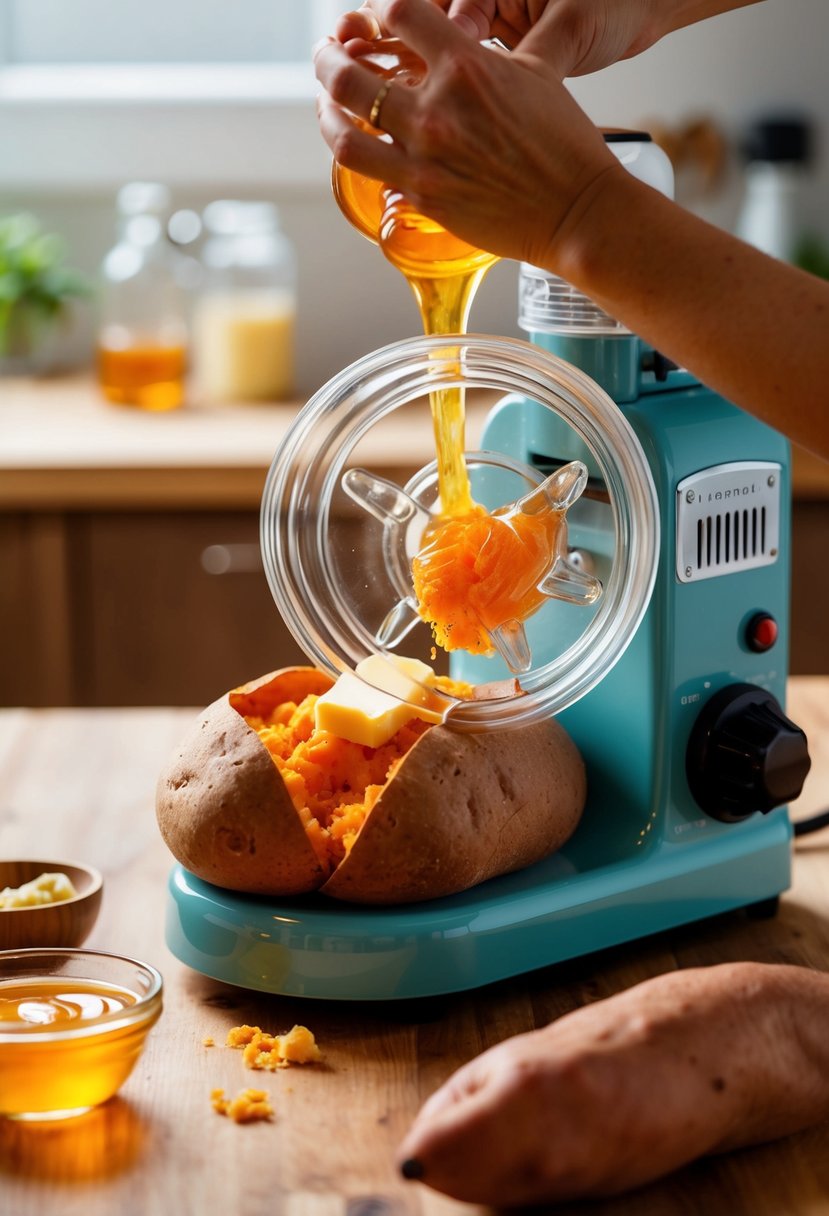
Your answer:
[0,861,103,950]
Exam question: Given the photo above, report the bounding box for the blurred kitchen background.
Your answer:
[2,0,829,708]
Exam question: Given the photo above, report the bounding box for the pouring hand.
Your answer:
[314,0,620,269]
[332,0,765,76]
[395,962,829,1205]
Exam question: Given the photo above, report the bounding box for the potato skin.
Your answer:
[322,714,585,904]
[156,667,586,904]
[156,669,331,896]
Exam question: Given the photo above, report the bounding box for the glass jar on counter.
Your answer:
[97,182,190,411]
[193,200,296,404]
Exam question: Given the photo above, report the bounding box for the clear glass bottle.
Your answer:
[97,182,189,411]
[192,200,296,404]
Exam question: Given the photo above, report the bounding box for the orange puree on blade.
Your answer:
[412,504,563,655]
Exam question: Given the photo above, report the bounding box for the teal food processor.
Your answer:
[165,135,811,1000]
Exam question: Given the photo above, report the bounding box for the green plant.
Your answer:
[794,233,829,281]
[0,213,88,358]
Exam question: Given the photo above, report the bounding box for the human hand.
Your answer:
[315,0,620,269]
[332,0,656,76]
[333,0,762,76]
[444,0,662,77]
[395,963,829,1205]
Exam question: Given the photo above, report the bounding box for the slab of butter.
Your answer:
[0,871,78,909]
[314,654,446,748]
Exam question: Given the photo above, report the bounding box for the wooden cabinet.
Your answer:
[1,380,827,708]
[3,496,826,709]
[1,509,304,707]
[73,509,305,707]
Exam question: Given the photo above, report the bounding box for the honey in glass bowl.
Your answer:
[0,948,163,1121]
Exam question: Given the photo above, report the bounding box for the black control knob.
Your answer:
[686,682,811,822]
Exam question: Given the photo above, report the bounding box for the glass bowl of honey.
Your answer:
[0,947,163,1121]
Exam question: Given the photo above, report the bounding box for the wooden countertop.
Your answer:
[3,375,826,511]
[1,677,828,1215]
[0,376,492,511]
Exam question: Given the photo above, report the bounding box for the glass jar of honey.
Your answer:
[192,200,297,405]
[332,39,496,288]
[97,182,190,411]
[332,39,500,519]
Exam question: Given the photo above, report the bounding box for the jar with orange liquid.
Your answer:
[97,182,190,411]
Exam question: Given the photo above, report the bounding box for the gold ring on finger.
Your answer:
[368,79,392,129]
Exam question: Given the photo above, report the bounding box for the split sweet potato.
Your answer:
[156,666,586,905]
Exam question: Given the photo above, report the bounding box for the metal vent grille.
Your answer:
[676,461,781,583]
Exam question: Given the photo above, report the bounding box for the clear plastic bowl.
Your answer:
[260,333,659,730]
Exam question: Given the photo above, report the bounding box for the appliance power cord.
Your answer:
[793,808,829,837]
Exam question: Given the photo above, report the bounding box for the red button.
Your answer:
[747,613,778,653]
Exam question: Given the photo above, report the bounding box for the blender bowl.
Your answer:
[260,333,659,730]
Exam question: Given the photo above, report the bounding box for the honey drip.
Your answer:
[334,146,496,515]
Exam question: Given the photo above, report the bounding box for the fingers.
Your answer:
[334,5,382,42]
[317,91,409,183]
[374,0,471,61]
[314,38,408,134]
[445,0,496,39]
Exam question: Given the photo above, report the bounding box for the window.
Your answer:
[0,0,344,63]
[0,0,352,189]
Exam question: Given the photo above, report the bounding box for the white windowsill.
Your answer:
[0,62,318,104]
[0,63,330,192]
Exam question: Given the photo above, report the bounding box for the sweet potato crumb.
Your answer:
[211,1087,273,1123]
[227,1023,322,1070]
[202,1036,215,1047]
[226,1023,261,1048]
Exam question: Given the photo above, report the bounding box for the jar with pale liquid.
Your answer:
[193,200,297,404]
[97,182,190,411]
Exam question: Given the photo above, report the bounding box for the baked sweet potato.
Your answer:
[156,667,586,905]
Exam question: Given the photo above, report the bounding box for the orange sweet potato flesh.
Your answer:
[156,667,587,905]
[412,505,562,655]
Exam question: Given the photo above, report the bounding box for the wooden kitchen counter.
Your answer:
[0,677,828,1216]
[3,374,827,509]
[0,375,495,510]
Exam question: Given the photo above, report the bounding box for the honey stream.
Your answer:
[333,44,566,656]
[334,162,496,515]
